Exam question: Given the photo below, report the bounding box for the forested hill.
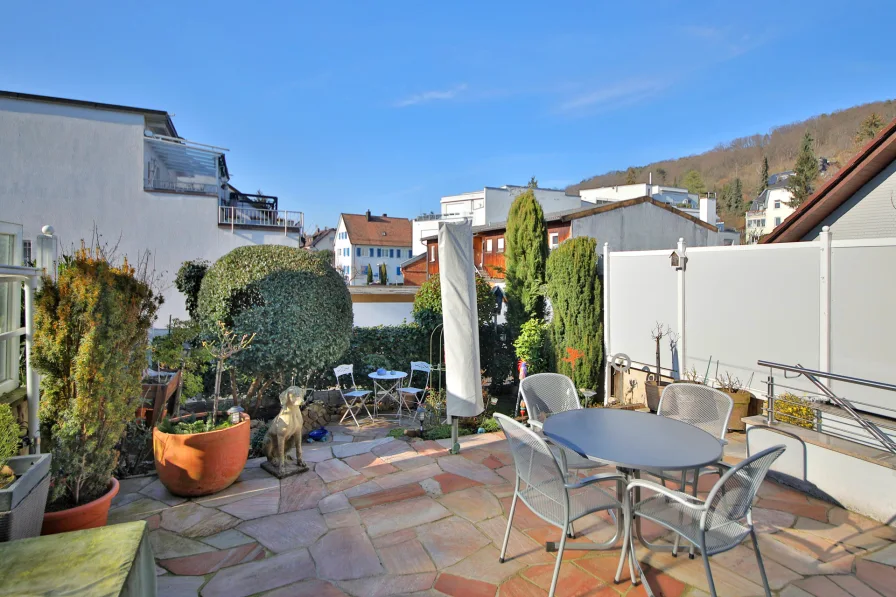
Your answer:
[568,100,896,201]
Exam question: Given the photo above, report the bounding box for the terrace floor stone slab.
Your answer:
[217,489,280,520]
[343,452,398,477]
[194,476,280,507]
[159,542,265,575]
[303,446,334,463]
[238,508,328,552]
[359,495,451,537]
[438,454,505,485]
[311,526,384,580]
[265,579,351,597]
[280,472,328,512]
[160,502,239,537]
[444,544,526,584]
[200,528,255,549]
[107,497,170,525]
[332,437,393,459]
[200,548,316,597]
[149,529,216,560]
[324,507,360,529]
[315,458,363,483]
[373,462,441,490]
[438,486,502,522]
[349,483,426,509]
[416,516,491,568]
[318,491,351,513]
[139,479,188,507]
[377,537,436,575]
[337,572,437,597]
[156,575,207,597]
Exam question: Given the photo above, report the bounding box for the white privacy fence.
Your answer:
[603,229,896,418]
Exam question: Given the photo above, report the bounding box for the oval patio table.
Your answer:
[367,371,407,420]
[543,408,724,596]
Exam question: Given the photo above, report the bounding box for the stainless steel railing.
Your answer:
[758,360,896,455]
[218,206,304,236]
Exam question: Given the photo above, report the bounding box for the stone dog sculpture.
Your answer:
[261,386,308,478]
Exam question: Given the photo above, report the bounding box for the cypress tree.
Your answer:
[505,189,548,340]
[546,237,603,391]
[788,131,819,208]
[366,263,373,285]
[759,156,769,194]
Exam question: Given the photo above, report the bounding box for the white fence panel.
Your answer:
[830,240,896,415]
[685,243,821,394]
[607,251,678,374]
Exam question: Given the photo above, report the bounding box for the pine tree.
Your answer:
[787,131,819,208]
[656,168,667,184]
[732,178,744,213]
[379,263,388,285]
[680,170,706,195]
[527,176,538,189]
[505,189,548,341]
[856,113,885,144]
[625,167,637,185]
[545,237,603,391]
[759,156,769,194]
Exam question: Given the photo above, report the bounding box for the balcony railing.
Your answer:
[415,211,473,222]
[145,178,218,195]
[219,206,304,236]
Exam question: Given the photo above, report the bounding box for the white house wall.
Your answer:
[571,202,719,251]
[804,159,896,241]
[0,98,300,328]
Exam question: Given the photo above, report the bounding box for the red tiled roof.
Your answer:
[341,213,411,247]
[763,117,896,243]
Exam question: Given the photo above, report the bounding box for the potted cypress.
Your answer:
[0,403,51,541]
[34,245,161,535]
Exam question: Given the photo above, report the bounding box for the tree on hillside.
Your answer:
[720,178,744,214]
[759,156,769,194]
[546,237,602,391]
[528,176,538,189]
[788,131,819,208]
[656,168,667,184]
[855,113,885,145]
[681,170,707,195]
[505,189,548,341]
[625,167,637,185]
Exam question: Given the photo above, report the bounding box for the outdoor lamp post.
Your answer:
[416,405,426,433]
[227,406,245,425]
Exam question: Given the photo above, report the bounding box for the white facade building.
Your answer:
[412,185,585,255]
[745,172,796,243]
[334,211,412,285]
[0,91,303,326]
[579,183,697,207]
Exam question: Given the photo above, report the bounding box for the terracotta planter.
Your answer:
[41,478,119,536]
[153,412,250,497]
[719,389,752,431]
[644,381,670,412]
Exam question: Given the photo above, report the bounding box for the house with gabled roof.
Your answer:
[334,211,412,285]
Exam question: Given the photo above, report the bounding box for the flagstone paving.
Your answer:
[105,422,896,596]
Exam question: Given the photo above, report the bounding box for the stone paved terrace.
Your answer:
[108,420,896,597]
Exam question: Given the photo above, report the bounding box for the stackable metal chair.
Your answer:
[334,364,371,428]
[520,373,604,474]
[494,414,624,597]
[397,361,431,422]
[616,445,786,597]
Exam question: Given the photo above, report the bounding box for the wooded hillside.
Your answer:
[568,100,896,207]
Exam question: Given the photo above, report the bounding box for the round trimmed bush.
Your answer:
[197,245,353,383]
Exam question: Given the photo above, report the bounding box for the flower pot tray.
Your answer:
[0,454,51,542]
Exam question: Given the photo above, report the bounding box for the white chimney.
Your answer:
[699,197,717,225]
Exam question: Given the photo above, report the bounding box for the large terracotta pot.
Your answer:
[41,478,119,536]
[644,381,671,412]
[153,412,250,497]
[720,389,753,431]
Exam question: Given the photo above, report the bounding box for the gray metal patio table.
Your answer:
[543,408,723,594]
[368,370,407,419]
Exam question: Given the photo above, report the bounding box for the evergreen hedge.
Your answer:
[504,189,548,340]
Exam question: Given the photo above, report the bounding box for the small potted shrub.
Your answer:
[34,245,161,534]
[714,373,753,431]
[0,404,51,541]
[645,323,673,412]
[153,323,253,497]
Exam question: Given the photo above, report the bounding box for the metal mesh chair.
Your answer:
[616,445,786,597]
[519,373,601,472]
[334,364,372,428]
[657,383,733,440]
[397,361,431,422]
[494,413,624,597]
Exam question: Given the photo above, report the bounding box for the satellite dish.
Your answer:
[41,225,55,236]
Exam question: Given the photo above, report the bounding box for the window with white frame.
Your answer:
[377,248,382,257]
[389,249,394,258]
[356,247,361,257]
[369,248,374,257]
[23,240,32,266]
[774,201,781,209]
[430,246,436,262]
[0,222,22,394]
[775,217,781,226]
[497,238,504,253]
[549,233,559,248]
[485,239,493,252]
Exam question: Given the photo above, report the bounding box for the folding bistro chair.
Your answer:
[617,445,785,597]
[334,364,372,428]
[397,361,431,423]
[495,414,624,597]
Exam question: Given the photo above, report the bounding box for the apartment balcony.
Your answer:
[218,205,304,236]
[414,211,473,222]
[144,177,218,195]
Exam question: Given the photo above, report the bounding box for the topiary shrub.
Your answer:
[174,259,209,320]
[412,275,495,330]
[197,245,353,410]
[34,246,161,508]
[546,236,603,390]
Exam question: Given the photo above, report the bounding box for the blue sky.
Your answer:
[3,1,895,230]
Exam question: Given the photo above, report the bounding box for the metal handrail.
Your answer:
[759,360,896,455]
[218,206,304,237]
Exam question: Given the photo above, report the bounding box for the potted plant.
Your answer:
[644,323,672,412]
[0,404,51,541]
[34,245,161,535]
[153,322,253,497]
[714,373,753,431]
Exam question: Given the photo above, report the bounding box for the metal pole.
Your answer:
[676,238,687,375]
[603,242,611,406]
[765,374,775,426]
[23,277,40,454]
[819,226,832,390]
[449,417,460,454]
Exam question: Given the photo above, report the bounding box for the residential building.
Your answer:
[334,211,412,285]
[578,182,725,229]
[415,197,722,283]
[411,185,585,255]
[745,171,796,243]
[0,91,303,326]
[305,227,336,252]
[764,117,896,243]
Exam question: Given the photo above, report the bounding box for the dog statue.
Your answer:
[261,386,308,478]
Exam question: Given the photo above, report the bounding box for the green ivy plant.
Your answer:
[513,318,550,374]
[34,246,161,508]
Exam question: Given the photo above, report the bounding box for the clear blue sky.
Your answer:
[3,1,894,230]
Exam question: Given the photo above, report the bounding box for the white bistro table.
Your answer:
[367,370,408,419]
[544,408,723,596]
